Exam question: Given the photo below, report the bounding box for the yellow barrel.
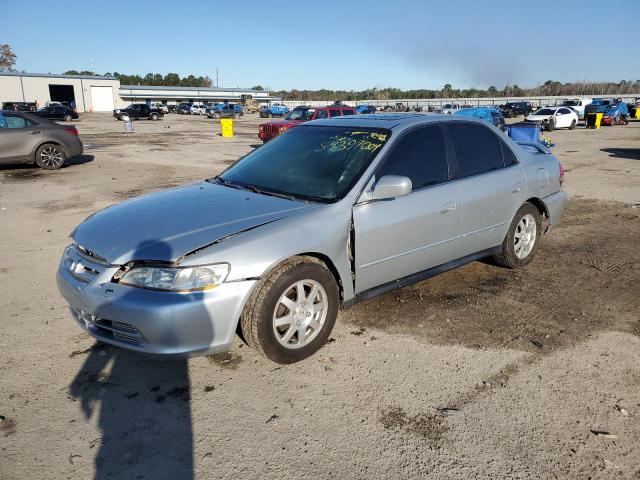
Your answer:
[220,118,234,137]
[586,112,603,129]
[634,107,640,119]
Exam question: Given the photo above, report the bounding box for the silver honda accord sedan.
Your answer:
[57,114,567,363]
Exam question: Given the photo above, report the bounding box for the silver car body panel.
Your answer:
[57,114,567,357]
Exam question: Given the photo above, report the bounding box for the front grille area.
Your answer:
[70,307,143,347]
[263,124,281,138]
[95,319,143,346]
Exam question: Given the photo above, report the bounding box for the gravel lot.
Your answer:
[1,113,639,479]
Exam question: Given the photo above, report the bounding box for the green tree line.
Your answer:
[272,80,640,101]
[64,71,214,88]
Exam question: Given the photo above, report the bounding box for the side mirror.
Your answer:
[361,175,412,202]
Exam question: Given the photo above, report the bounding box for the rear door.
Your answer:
[444,122,525,259]
[0,113,40,162]
[353,125,460,293]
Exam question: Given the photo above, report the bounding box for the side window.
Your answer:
[448,123,503,178]
[342,109,354,115]
[315,110,328,119]
[329,109,341,117]
[3,113,33,129]
[376,126,449,190]
[501,142,518,166]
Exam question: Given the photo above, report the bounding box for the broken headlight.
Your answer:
[119,263,230,292]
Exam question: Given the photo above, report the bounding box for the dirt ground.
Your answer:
[1,112,639,480]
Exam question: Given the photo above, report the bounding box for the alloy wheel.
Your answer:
[39,146,64,168]
[273,279,328,349]
[514,213,537,259]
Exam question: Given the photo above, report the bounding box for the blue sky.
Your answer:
[3,0,639,90]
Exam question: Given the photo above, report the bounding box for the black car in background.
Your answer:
[178,102,193,114]
[2,101,37,112]
[34,105,78,121]
[113,104,164,120]
[499,101,534,118]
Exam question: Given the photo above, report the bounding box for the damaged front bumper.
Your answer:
[56,245,256,358]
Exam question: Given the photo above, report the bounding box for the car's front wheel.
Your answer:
[492,203,542,268]
[150,113,159,120]
[240,256,339,363]
[569,119,576,130]
[35,143,66,170]
[64,114,73,121]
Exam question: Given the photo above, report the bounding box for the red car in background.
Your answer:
[258,105,356,142]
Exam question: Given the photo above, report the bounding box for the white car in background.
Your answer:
[559,98,592,120]
[190,103,207,115]
[438,103,462,114]
[151,103,169,114]
[525,107,579,131]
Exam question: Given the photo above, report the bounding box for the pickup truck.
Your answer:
[499,101,534,118]
[113,104,164,121]
[258,105,356,142]
[259,104,290,118]
[206,104,244,119]
[559,98,592,120]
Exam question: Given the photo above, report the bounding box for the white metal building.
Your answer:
[0,72,120,112]
[0,72,277,112]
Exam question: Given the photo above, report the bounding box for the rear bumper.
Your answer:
[543,190,568,231]
[56,246,256,358]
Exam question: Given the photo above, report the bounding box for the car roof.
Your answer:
[304,113,487,129]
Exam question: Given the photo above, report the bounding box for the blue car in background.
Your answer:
[455,107,505,129]
[259,104,290,118]
[356,104,377,114]
[585,99,629,126]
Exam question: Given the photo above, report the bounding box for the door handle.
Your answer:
[439,202,456,214]
[511,183,523,193]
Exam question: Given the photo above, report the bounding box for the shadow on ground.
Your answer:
[601,148,640,160]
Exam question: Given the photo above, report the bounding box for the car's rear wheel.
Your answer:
[233,112,240,119]
[240,256,339,363]
[492,203,541,269]
[569,119,576,130]
[150,113,159,120]
[64,114,73,121]
[35,143,66,170]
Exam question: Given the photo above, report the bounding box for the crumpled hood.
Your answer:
[71,181,312,265]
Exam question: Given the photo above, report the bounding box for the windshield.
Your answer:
[286,108,314,120]
[217,126,390,202]
[443,104,453,108]
[534,108,555,115]
[562,100,578,106]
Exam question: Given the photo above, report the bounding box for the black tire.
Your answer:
[569,119,576,130]
[268,113,273,118]
[546,118,555,132]
[240,256,339,364]
[491,203,542,269]
[64,114,73,122]
[233,112,240,119]
[35,143,66,170]
[150,113,159,121]
[213,112,220,119]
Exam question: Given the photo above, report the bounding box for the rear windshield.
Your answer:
[534,108,555,115]
[217,126,390,202]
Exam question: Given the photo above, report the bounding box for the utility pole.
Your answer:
[215,69,219,88]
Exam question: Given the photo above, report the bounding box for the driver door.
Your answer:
[353,125,460,293]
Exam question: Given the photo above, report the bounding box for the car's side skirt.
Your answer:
[342,246,501,309]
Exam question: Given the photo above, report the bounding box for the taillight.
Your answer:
[559,162,565,186]
[278,125,286,133]
[65,127,79,136]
